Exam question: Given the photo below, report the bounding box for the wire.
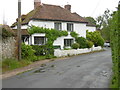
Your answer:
[91,0,102,17]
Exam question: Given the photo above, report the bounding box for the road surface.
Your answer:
[2,48,112,88]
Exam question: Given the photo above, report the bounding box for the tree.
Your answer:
[96,9,112,42]
[85,17,96,25]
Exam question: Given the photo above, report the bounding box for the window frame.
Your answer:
[64,39,74,47]
[34,36,46,45]
[67,23,74,32]
[54,22,62,30]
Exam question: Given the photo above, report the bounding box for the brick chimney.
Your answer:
[34,0,41,9]
[64,4,71,12]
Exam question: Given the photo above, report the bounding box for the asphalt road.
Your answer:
[2,48,112,88]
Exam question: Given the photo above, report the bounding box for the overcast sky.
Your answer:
[0,0,119,25]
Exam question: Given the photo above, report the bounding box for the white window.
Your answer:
[64,39,74,47]
[67,23,74,32]
[54,22,62,30]
[34,36,46,45]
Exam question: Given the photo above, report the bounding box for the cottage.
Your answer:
[11,0,96,49]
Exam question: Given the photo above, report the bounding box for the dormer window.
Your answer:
[67,23,74,32]
[54,22,62,30]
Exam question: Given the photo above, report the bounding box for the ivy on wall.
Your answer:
[70,31,78,38]
[28,26,68,55]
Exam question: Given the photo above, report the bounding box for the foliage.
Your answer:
[32,45,46,56]
[2,58,22,71]
[70,31,78,38]
[28,26,68,55]
[2,27,14,39]
[96,9,111,30]
[53,45,61,49]
[75,37,88,48]
[110,5,120,88]
[85,17,96,25]
[87,41,94,48]
[71,43,80,49]
[86,31,105,47]
[64,48,72,50]
[21,43,37,61]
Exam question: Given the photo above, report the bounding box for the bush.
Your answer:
[22,43,37,61]
[32,45,46,56]
[71,43,80,49]
[86,31,105,47]
[32,45,54,57]
[70,32,78,38]
[87,41,93,48]
[75,37,88,48]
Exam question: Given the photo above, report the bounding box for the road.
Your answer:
[2,48,112,88]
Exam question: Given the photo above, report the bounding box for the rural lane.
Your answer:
[3,48,112,88]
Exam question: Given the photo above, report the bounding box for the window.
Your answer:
[22,35,29,44]
[64,39,73,47]
[67,23,73,32]
[34,37,46,45]
[54,22,62,30]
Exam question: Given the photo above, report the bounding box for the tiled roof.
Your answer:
[11,4,89,27]
[31,4,88,23]
[72,13,96,27]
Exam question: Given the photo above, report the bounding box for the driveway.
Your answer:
[2,48,112,88]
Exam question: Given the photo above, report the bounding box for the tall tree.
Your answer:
[96,9,112,41]
[85,17,96,25]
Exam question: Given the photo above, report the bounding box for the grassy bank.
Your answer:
[2,55,55,73]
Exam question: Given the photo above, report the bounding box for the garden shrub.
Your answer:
[53,45,61,49]
[87,41,94,48]
[71,43,80,49]
[32,45,46,56]
[86,30,105,47]
[75,37,88,48]
[21,43,37,61]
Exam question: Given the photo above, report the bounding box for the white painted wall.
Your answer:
[54,46,102,57]
[12,25,28,29]
[86,26,96,32]
[30,33,46,45]
[29,20,89,37]
[53,34,75,49]
[13,20,96,49]
[74,23,87,38]
[29,20,54,29]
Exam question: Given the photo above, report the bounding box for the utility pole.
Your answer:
[17,0,21,60]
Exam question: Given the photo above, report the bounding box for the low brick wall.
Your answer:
[2,37,16,59]
[54,46,102,57]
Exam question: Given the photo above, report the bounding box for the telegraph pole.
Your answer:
[17,0,21,60]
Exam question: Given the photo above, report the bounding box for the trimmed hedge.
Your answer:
[71,43,80,49]
[75,37,88,48]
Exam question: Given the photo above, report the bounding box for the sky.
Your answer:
[0,0,119,26]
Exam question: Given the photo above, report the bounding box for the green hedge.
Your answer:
[110,5,120,88]
[32,45,54,56]
[86,30,105,47]
[71,43,80,49]
[21,43,37,61]
[75,37,88,48]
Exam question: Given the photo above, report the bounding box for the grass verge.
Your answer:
[2,55,56,73]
